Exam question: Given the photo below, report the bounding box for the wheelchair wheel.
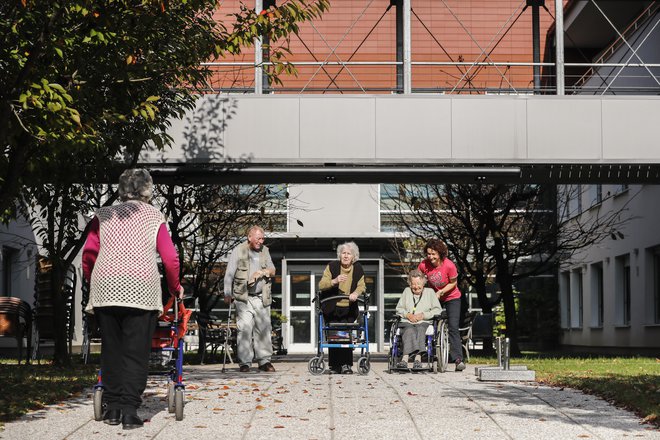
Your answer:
[93,388,104,421]
[308,356,326,375]
[174,388,184,421]
[357,356,370,375]
[167,382,175,413]
[437,320,450,373]
[387,348,395,374]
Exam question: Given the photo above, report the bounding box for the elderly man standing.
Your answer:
[224,225,276,372]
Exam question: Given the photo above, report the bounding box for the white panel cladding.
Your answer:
[602,99,660,160]
[527,98,603,160]
[147,94,660,164]
[451,97,525,160]
[299,97,376,160]
[224,97,301,159]
[375,97,452,159]
[287,184,379,235]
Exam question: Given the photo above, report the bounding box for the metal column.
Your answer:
[554,0,565,95]
[530,0,543,93]
[394,0,403,92]
[403,0,412,94]
[255,0,264,94]
[395,0,411,94]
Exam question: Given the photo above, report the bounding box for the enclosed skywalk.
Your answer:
[140,94,660,185]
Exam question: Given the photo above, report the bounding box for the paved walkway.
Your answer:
[1,360,658,440]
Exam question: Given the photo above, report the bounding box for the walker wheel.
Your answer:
[93,387,104,421]
[357,357,370,375]
[167,382,175,413]
[308,356,326,375]
[174,388,184,421]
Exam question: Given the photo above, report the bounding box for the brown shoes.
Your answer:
[239,364,250,372]
[258,362,276,372]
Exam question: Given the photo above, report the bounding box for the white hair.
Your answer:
[337,241,360,262]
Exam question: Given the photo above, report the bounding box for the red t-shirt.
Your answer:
[418,258,461,303]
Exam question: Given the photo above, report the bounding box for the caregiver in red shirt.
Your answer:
[417,238,466,372]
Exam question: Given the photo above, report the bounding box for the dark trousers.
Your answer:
[96,306,158,415]
[443,298,463,363]
[323,305,358,370]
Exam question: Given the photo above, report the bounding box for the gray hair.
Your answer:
[118,168,153,203]
[408,269,427,285]
[336,241,360,262]
[247,225,265,237]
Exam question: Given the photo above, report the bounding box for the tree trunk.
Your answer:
[51,262,71,365]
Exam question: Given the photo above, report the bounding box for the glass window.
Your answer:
[615,255,631,326]
[290,272,312,307]
[559,271,570,329]
[590,263,603,327]
[587,184,602,207]
[290,311,311,343]
[570,269,583,328]
[1,247,18,297]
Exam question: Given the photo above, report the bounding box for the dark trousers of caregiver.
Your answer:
[96,306,158,416]
[323,302,358,371]
[442,298,463,363]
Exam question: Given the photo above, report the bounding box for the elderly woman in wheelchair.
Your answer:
[389,270,442,372]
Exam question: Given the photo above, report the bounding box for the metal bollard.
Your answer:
[503,338,510,370]
[496,336,503,367]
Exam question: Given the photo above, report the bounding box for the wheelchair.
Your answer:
[308,292,371,375]
[387,310,449,373]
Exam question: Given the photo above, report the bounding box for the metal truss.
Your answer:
[202,0,659,95]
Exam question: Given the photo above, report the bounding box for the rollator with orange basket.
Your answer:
[92,293,191,421]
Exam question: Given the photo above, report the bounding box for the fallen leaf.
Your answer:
[407,391,417,396]
[256,405,266,410]
[274,425,285,428]
[194,425,207,428]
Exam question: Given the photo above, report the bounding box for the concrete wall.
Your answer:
[287,184,380,236]
[559,184,660,352]
[143,95,660,166]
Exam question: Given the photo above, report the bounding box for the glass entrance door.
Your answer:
[285,270,317,353]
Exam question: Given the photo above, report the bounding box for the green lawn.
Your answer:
[0,359,97,426]
[471,355,660,427]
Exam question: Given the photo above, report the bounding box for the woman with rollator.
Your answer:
[395,270,441,370]
[318,241,365,374]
